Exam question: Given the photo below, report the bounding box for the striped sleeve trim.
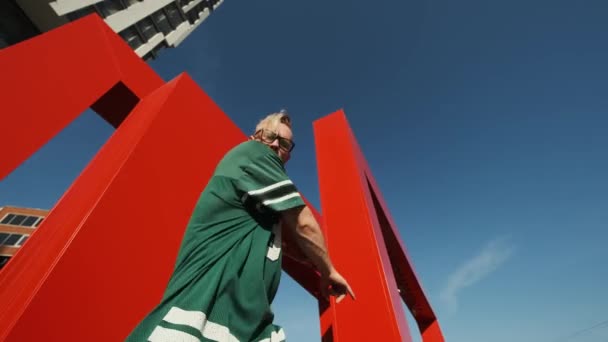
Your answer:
[241,180,300,205]
[247,179,293,195]
[262,192,301,206]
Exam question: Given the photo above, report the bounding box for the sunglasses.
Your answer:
[256,129,296,152]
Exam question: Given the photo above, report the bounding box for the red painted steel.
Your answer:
[0,15,319,341]
[0,14,163,181]
[363,154,445,342]
[0,13,443,342]
[314,110,444,342]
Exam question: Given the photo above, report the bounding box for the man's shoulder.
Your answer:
[215,141,271,175]
[226,140,274,161]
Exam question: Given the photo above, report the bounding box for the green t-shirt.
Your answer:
[127,141,306,342]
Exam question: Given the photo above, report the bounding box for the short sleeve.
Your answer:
[237,150,305,213]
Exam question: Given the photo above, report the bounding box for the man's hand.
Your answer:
[280,206,353,301]
[320,269,356,303]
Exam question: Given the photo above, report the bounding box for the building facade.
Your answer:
[0,206,48,269]
[1,0,224,60]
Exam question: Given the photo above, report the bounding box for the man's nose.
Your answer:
[270,139,280,148]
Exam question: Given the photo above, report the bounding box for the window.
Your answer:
[1,214,15,224]
[66,6,97,21]
[207,0,218,11]
[165,4,185,28]
[119,26,144,49]
[17,235,29,246]
[0,0,40,47]
[3,234,22,246]
[0,256,10,269]
[9,215,26,226]
[151,10,172,35]
[1,213,44,227]
[96,0,124,17]
[22,216,38,227]
[0,233,9,245]
[122,0,140,7]
[136,18,158,41]
[188,4,208,23]
[35,218,44,227]
[186,9,199,23]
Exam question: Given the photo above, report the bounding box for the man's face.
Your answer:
[256,123,293,164]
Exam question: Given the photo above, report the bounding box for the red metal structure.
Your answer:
[0,15,444,341]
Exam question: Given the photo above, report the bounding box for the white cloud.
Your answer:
[440,237,514,313]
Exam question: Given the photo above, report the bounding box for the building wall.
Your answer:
[0,206,49,269]
[5,0,225,60]
[16,0,69,32]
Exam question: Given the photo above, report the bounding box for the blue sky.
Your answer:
[2,0,608,341]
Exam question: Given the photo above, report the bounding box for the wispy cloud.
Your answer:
[440,237,515,313]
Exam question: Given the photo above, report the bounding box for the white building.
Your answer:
[1,0,224,60]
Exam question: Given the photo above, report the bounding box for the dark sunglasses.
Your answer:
[256,129,295,152]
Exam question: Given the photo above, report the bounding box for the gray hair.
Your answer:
[254,109,292,133]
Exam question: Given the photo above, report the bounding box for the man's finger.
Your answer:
[347,284,356,300]
[336,293,346,303]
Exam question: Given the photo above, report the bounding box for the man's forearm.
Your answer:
[282,206,355,302]
[293,209,334,276]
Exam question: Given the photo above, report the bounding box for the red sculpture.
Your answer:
[0,15,444,341]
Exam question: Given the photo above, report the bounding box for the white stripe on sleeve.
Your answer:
[262,192,301,206]
[247,180,293,195]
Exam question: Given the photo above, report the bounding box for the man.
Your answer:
[127,111,354,342]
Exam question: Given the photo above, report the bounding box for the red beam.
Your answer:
[363,167,443,339]
[0,13,442,342]
[0,16,320,340]
[314,110,444,341]
[0,14,163,181]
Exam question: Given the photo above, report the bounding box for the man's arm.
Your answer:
[280,221,310,265]
[281,206,355,302]
[234,146,354,300]
[281,205,333,276]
